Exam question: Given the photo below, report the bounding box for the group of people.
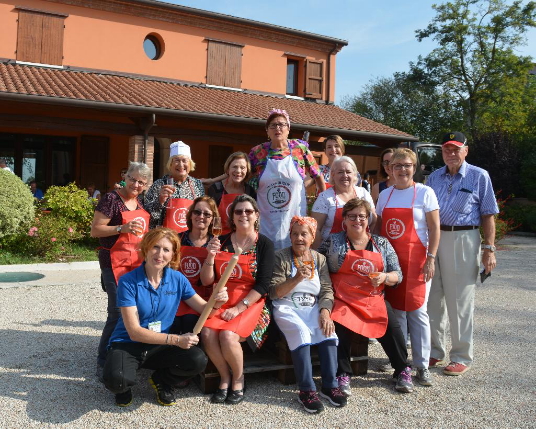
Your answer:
[90,109,499,414]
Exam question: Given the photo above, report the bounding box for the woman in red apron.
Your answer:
[311,156,376,249]
[200,195,275,405]
[172,196,219,336]
[90,162,151,379]
[376,148,440,387]
[208,152,257,236]
[318,198,415,394]
[144,141,204,231]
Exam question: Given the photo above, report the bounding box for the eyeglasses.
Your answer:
[268,122,289,130]
[345,214,367,221]
[392,163,414,171]
[192,209,213,218]
[127,175,147,187]
[234,208,255,216]
[381,160,391,166]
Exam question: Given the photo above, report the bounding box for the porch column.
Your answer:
[129,135,155,185]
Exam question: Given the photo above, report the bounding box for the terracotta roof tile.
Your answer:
[0,62,413,139]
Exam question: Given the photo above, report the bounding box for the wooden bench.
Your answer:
[197,331,369,393]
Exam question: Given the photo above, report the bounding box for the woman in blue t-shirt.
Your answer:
[102,228,228,407]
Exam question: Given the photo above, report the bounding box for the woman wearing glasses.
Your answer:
[371,148,395,204]
[248,109,325,250]
[200,195,274,404]
[311,156,376,250]
[91,161,151,381]
[144,141,204,231]
[171,196,219,338]
[376,148,440,386]
[318,198,414,394]
[208,152,256,236]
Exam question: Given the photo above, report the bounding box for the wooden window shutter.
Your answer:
[206,40,242,88]
[16,10,64,65]
[305,59,324,99]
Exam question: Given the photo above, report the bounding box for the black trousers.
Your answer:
[103,342,208,394]
[336,300,408,377]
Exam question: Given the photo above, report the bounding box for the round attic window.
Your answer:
[143,34,164,60]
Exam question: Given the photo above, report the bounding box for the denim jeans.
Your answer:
[97,267,120,367]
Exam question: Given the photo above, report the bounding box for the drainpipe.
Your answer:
[137,114,156,163]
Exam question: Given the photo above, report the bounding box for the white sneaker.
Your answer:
[415,368,433,386]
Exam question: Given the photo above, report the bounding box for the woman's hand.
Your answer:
[159,184,175,205]
[206,236,221,257]
[220,306,241,321]
[176,333,199,349]
[369,272,385,288]
[294,264,312,282]
[123,219,144,236]
[422,256,435,282]
[213,287,228,308]
[319,309,335,337]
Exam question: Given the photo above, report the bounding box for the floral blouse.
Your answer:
[248,139,321,189]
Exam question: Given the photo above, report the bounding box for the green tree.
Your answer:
[414,0,536,139]
[341,71,463,142]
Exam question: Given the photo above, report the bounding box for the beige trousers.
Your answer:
[428,228,481,365]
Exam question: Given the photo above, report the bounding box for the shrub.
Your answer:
[42,183,95,236]
[493,193,520,242]
[0,169,35,239]
[503,202,536,233]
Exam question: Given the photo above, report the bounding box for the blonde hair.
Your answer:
[139,228,181,270]
[391,148,417,165]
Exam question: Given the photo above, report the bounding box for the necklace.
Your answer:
[293,250,315,279]
[232,233,255,252]
[348,235,369,248]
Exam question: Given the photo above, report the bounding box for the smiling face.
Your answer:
[191,200,214,233]
[227,157,248,185]
[325,139,343,162]
[123,172,147,198]
[290,223,313,255]
[333,161,357,190]
[343,207,369,237]
[382,152,393,177]
[391,156,415,188]
[442,144,468,174]
[170,155,191,181]
[146,237,174,271]
[232,201,259,232]
[266,115,290,144]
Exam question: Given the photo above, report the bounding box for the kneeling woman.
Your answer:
[270,216,346,414]
[318,198,414,394]
[103,228,228,407]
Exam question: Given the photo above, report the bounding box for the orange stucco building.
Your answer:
[0,0,416,192]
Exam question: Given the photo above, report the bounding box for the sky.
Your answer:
[167,0,536,105]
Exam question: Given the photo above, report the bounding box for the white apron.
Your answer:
[273,266,338,351]
[257,154,306,250]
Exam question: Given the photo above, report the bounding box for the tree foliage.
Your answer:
[0,169,35,239]
[414,0,536,138]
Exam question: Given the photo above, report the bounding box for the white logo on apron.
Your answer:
[219,261,243,279]
[351,258,375,277]
[132,216,147,238]
[173,207,189,228]
[181,256,201,278]
[386,218,405,240]
[266,181,292,210]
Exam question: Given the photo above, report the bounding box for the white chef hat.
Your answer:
[169,141,191,158]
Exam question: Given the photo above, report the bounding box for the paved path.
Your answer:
[0,236,534,427]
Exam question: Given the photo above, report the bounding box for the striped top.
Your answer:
[427,162,498,227]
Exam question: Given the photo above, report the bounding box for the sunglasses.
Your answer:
[234,208,255,216]
[192,209,213,218]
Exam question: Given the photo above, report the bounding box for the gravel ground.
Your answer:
[0,236,534,428]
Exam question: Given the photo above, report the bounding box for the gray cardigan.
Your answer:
[269,247,334,312]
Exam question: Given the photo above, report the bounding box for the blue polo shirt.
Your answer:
[427,161,498,226]
[109,263,195,345]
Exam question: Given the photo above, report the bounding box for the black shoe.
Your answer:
[149,373,176,406]
[319,387,348,407]
[298,390,324,414]
[211,388,228,404]
[115,389,133,407]
[225,389,244,405]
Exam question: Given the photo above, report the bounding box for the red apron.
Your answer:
[217,192,239,236]
[163,180,196,233]
[110,207,150,284]
[329,187,357,234]
[331,244,387,338]
[203,250,265,338]
[176,245,212,316]
[380,185,427,312]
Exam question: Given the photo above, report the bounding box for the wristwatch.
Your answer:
[482,244,496,252]
[242,298,250,308]
[116,225,122,234]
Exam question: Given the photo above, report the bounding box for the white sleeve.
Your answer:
[423,185,439,212]
[312,189,330,214]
